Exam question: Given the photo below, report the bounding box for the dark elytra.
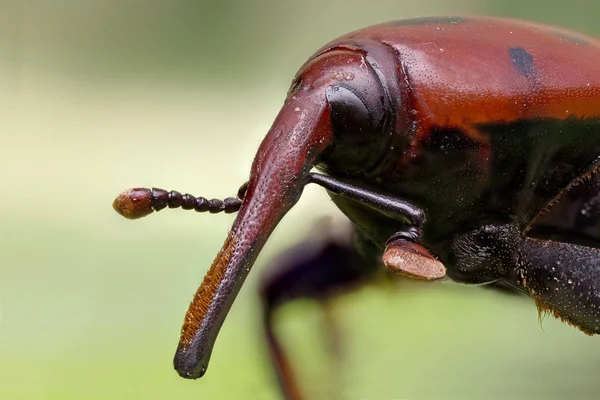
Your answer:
[113,16,600,400]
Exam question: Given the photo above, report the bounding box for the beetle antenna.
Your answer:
[236,181,248,200]
[113,183,248,220]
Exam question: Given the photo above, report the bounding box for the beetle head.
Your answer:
[291,47,396,177]
[173,48,398,379]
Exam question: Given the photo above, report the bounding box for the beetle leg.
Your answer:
[525,170,600,245]
[306,172,425,227]
[517,237,600,334]
[308,179,443,280]
[260,224,379,400]
[449,223,600,334]
[383,237,446,280]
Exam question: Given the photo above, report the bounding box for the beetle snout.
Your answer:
[174,350,206,379]
[172,89,335,378]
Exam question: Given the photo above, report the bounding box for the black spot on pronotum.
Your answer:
[509,47,536,79]
[390,17,464,27]
[552,31,589,45]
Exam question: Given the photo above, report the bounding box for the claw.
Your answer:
[383,239,446,280]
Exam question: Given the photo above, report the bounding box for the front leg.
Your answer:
[450,224,600,334]
[308,173,445,280]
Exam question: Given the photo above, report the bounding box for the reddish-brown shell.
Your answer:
[319,17,600,134]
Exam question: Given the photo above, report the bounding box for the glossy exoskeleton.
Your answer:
[113,16,600,400]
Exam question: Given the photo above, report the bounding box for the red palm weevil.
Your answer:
[113,16,600,399]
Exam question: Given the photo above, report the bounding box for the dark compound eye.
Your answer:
[327,85,373,142]
[322,84,389,175]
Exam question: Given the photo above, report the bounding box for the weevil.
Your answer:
[113,16,600,399]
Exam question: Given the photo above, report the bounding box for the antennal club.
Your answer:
[113,185,247,220]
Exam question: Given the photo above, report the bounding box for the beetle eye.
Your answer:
[327,84,372,143]
[321,84,389,176]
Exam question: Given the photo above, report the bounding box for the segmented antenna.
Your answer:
[113,184,247,220]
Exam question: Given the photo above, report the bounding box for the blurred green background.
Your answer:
[4,1,600,399]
